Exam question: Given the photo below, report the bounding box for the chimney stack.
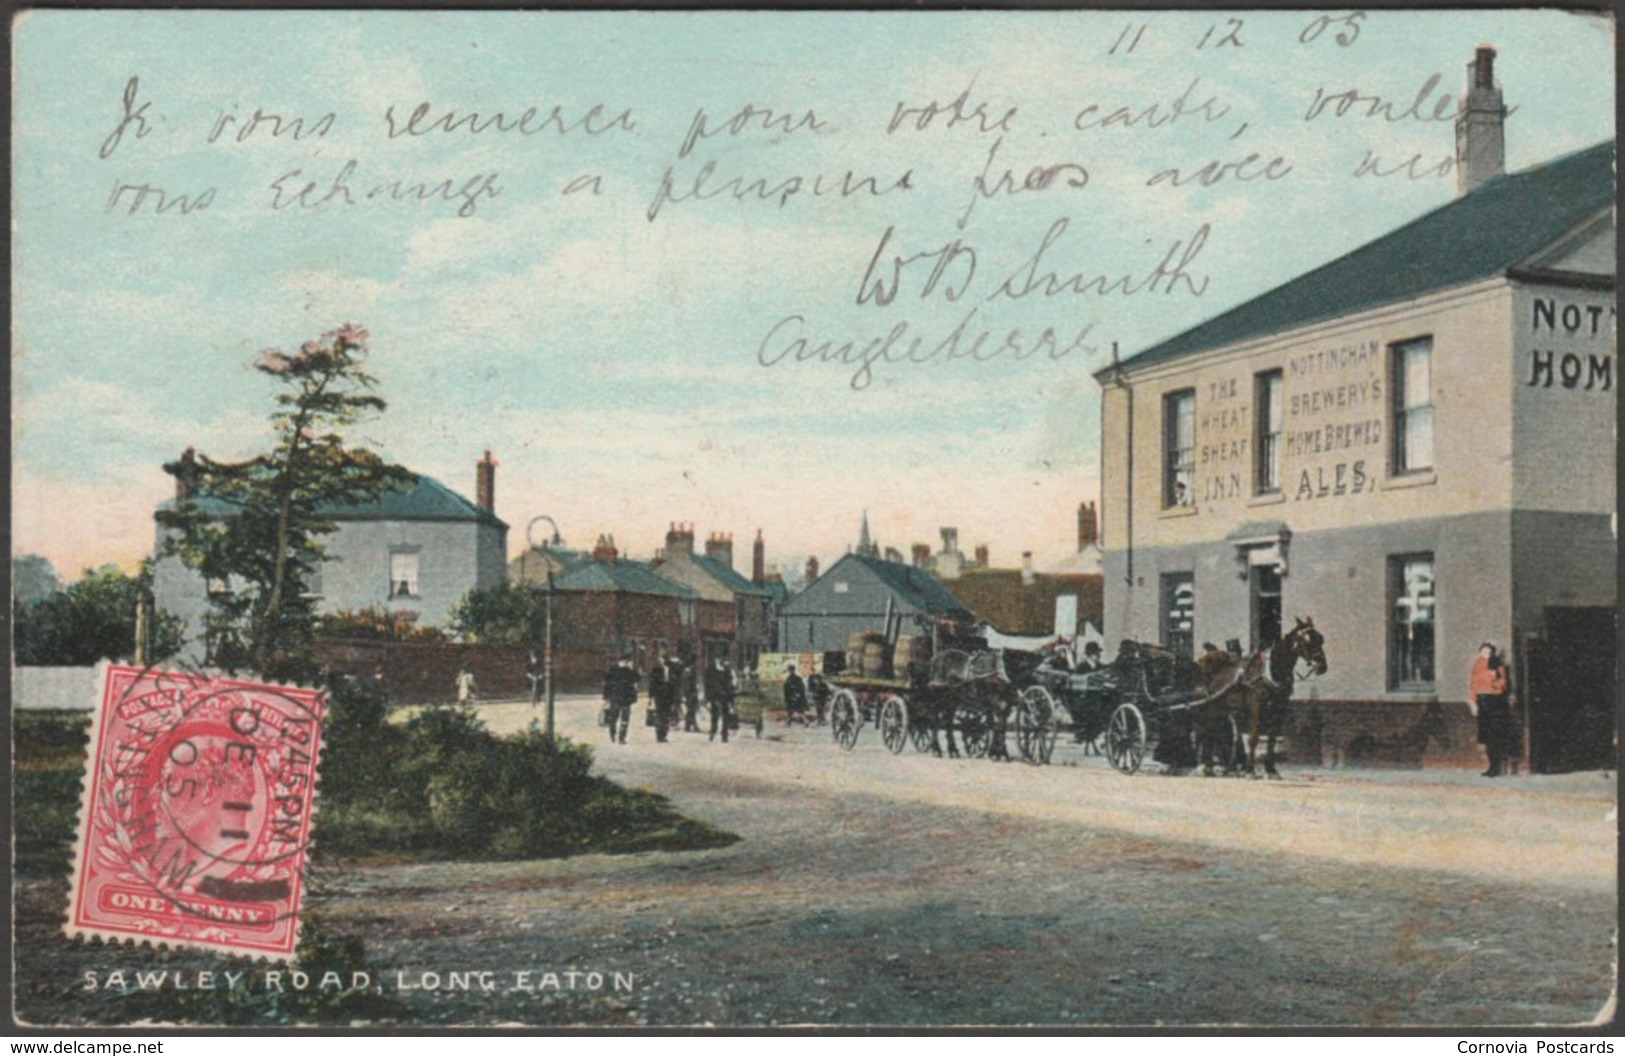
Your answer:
[884,546,903,564]
[973,544,989,568]
[752,530,766,584]
[940,527,959,555]
[1078,501,1099,551]
[805,555,820,583]
[1456,45,1507,196]
[476,450,497,513]
[665,522,695,557]
[704,531,734,569]
[1021,551,1035,586]
[592,533,619,563]
[911,543,931,568]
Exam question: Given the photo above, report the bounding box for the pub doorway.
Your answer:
[1524,606,1616,773]
[1250,564,1283,652]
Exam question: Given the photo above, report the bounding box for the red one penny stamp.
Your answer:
[66,664,326,959]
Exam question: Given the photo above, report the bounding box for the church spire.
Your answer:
[857,509,879,558]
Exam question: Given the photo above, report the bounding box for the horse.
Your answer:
[913,647,1040,761]
[1197,617,1329,778]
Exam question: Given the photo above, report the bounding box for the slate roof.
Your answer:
[553,560,699,598]
[846,553,973,620]
[1101,140,1616,376]
[694,553,772,597]
[160,474,506,529]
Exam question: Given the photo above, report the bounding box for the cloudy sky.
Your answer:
[11,9,1614,580]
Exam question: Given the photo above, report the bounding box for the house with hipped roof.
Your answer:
[152,451,507,664]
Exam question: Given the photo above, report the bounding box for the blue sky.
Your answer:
[11,9,1615,578]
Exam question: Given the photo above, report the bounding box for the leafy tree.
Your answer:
[12,554,61,607]
[448,582,550,645]
[157,323,412,681]
[12,563,183,666]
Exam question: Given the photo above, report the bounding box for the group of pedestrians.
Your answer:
[601,653,739,745]
[780,663,832,727]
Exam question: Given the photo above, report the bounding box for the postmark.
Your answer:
[65,664,325,959]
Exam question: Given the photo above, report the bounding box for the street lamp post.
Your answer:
[527,515,565,743]
[545,565,556,742]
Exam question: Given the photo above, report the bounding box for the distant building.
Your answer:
[651,524,773,670]
[153,451,508,663]
[778,552,973,655]
[546,538,701,675]
[948,553,1103,640]
[1094,53,1614,770]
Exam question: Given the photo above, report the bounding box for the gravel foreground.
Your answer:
[14,695,1617,1029]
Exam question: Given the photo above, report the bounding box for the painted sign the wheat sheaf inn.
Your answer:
[11,7,1618,1032]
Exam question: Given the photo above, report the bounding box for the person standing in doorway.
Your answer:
[1469,642,1514,777]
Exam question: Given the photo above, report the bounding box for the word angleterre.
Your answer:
[757,307,1095,390]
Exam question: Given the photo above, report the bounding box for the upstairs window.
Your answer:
[390,549,421,600]
[1392,338,1434,474]
[1163,389,1196,507]
[1254,370,1283,494]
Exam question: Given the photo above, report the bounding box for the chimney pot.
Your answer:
[1021,551,1035,586]
[1456,44,1507,195]
[476,451,497,513]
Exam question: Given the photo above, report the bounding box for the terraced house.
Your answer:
[1094,49,1614,772]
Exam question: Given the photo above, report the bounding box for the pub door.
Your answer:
[1250,564,1283,652]
[1526,606,1617,773]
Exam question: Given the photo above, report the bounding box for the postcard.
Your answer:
[11,7,1617,1031]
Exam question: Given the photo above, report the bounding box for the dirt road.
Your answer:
[16,695,1615,1028]
[334,697,1615,1026]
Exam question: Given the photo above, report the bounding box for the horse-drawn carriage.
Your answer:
[1016,619,1330,776]
[830,609,1328,778]
[827,616,1044,760]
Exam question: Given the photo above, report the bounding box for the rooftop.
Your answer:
[162,474,507,529]
[1101,140,1615,375]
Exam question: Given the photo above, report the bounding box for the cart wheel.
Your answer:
[957,699,991,759]
[879,695,909,755]
[831,689,860,750]
[1106,702,1147,775]
[1015,685,1060,765]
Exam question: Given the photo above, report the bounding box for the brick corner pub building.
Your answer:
[1094,50,1614,772]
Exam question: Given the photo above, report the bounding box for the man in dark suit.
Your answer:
[602,657,638,744]
[783,663,808,725]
